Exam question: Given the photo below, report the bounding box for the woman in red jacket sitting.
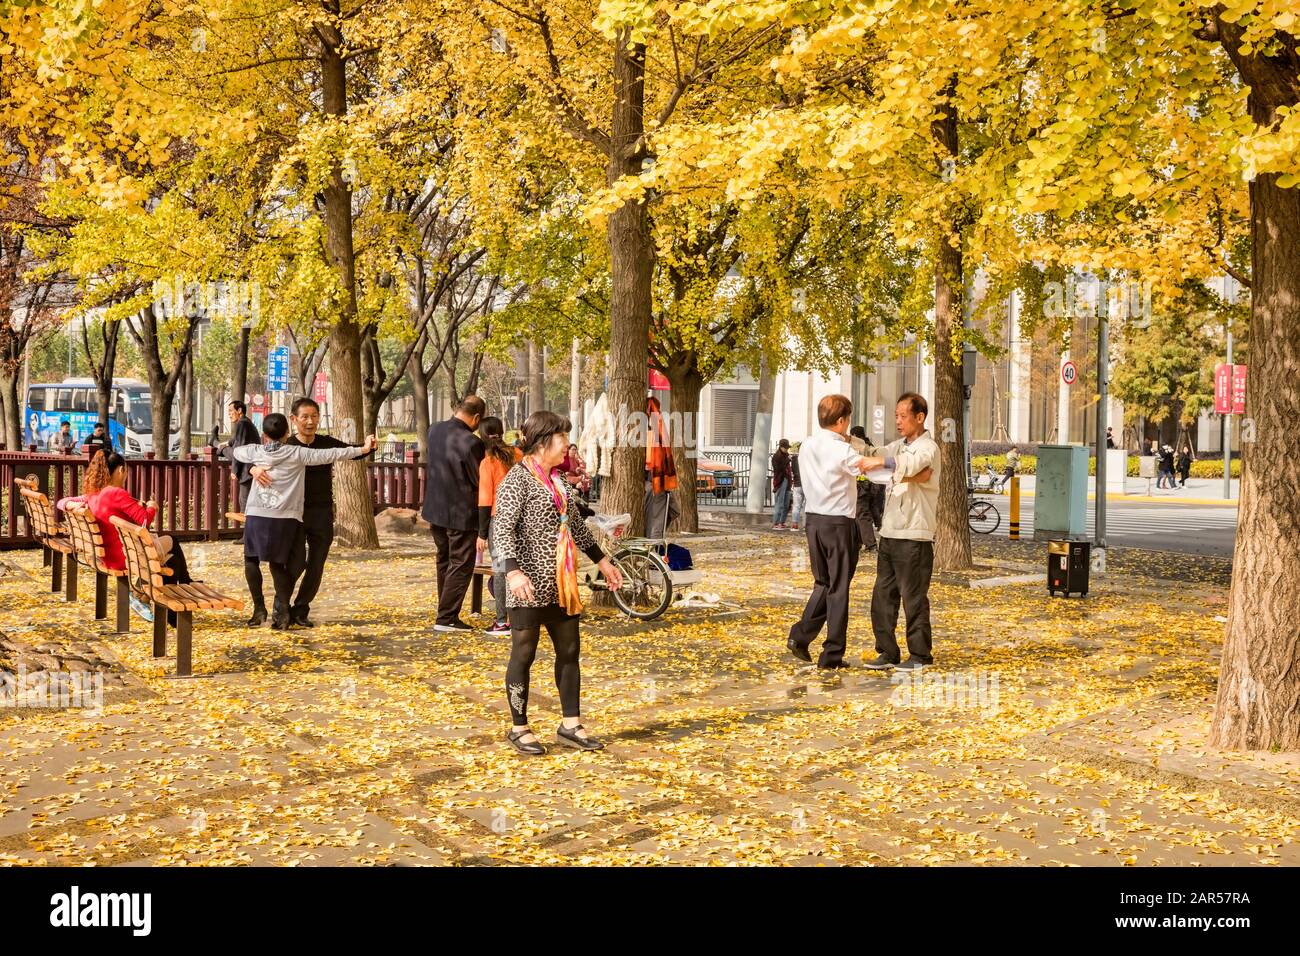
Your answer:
[84,451,192,622]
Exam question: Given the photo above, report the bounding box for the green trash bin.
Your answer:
[1033,444,1088,540]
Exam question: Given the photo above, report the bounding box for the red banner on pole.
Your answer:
[313,372,329,404]
[1231,364,1247,415]
[1214,363,1232,414]
[648,368,670,391]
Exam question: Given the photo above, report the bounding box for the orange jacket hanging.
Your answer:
[646,396,678,494]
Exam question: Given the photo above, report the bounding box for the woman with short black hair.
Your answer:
[491,410,624,755]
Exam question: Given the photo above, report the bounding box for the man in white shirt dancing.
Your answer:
[864,392,940,672]
[787,394,889,669]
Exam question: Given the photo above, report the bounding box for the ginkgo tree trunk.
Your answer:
[930,83,974,572]
[1206,14,1300,752]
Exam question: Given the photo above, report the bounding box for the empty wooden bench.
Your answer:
[63,504,132,634]
[110,516,243,677]
[15,476,78,600]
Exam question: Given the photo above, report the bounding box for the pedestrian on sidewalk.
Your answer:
[1158,444,1176,489]
[48,420,76,455]
[1003,445,1021,490]
[849,425,878,552]
[771,438,793,529]
[491,410,625,756]
[789,442,805,532]
[478,416,521,637]
[82,421,113,460]
[865,392,941,673]
[220,401,261,513]
[227,414,377,629]
[421,395,486,633]
[786,395,880,670]
[1177,444,1193,488]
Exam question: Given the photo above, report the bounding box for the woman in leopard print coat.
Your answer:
[491,411,624,756]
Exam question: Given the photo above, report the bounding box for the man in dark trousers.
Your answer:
[221,400,261,512]
[422,394,485,632]
[248,397,368,627]
[865,392,941,672]
[787,394,882,670]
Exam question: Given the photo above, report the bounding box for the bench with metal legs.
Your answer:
[110,516,243,677]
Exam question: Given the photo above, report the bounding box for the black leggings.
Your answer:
[506,605,581,726]
[244,558,265,609]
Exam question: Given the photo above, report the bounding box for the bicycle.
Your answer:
[967,493,1001,534]
[583,513,674,620]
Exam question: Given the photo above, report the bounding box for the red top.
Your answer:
[88,485,156,571]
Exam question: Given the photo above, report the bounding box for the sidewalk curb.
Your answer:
[1002,491,1237,506]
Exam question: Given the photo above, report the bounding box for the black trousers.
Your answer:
[505,604,581,725]
[291,506,334,618]
[245,523,306,618]
[871,536,935,664]
[237,481,251,512]
[788,513,860,667]
[431,525,477,626]
[855,482,878,549]
[867,482,885,529]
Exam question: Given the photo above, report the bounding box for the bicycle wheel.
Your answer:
[608,548,673,620]
[967,499,1001,534]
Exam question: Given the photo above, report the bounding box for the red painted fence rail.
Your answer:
[0,447,424,549]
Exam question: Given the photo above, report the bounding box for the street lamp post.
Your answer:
[1095,277,1109,560]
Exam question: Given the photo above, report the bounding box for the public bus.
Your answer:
[23,378,181,458]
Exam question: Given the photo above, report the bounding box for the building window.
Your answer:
[710,386,758,447]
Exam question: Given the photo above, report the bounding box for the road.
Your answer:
[976,495,1239,558]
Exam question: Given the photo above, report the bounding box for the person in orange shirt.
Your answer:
[478,416,521,636]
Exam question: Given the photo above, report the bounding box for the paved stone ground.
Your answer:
[0,529,1294,866]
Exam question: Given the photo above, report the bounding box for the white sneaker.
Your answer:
[129,595,154,623]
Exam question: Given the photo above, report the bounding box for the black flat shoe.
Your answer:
[246,607,267,627]
[787,636,812,663]
[507,728,546,756]
[293,614,316,628]
[270,614,293,631]
[556,724,605,751]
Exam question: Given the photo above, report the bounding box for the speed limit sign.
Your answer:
[1061,361,1078,386]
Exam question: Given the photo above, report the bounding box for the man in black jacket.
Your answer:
[248,396,370,627]
[422,395,485,631]
[82,422,113,460]
[221,400,261,511]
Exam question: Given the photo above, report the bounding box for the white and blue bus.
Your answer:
[23,378,181,457]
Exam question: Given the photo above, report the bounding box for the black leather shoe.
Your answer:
[507,728,546,756]
[270,614,293,631]
[556,724,605,751]
[246,607,267,627]
[863,654,898,670]
[292,613,316,628]
[787,637,812,663]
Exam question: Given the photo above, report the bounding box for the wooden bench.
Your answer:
[470,564,495,614]
[15,476,78,600]
[63,504,131,634]
[110,516,243,677]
